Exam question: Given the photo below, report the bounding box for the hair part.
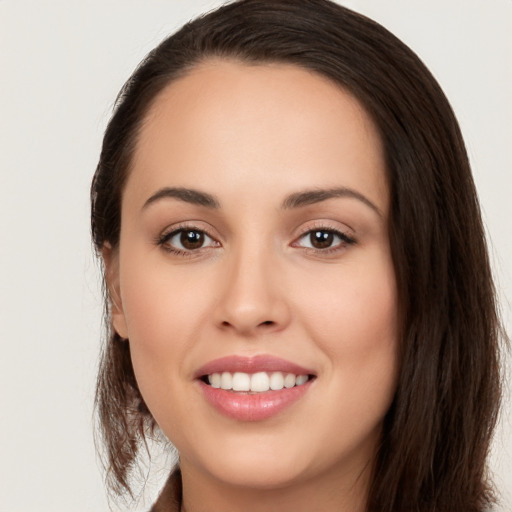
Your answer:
[91,1,504,510]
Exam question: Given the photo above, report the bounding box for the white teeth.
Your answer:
[220,372,233,390]
[206,371,310,392]
[232,372,251,391]
[250,372,270,392]
[269,372,285,390]
[296,374,308,385]
[284,373,296,388]
[208,373,221,388]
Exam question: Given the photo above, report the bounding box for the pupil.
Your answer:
[311,230,333,249]
[181,230,204,249]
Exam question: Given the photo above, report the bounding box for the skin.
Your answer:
[105,60,399,512]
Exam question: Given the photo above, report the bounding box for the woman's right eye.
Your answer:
[158,228,219,254]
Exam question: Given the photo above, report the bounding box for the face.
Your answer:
[107,60,398,497]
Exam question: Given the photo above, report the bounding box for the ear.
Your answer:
[102,243,129,339]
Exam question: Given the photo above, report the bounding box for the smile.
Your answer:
[196,355,316,421]
[206,371,310,393]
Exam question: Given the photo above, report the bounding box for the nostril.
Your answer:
[218,316,282,333]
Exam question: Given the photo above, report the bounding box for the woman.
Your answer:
[91,1,504,510]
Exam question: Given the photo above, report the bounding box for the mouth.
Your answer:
[200,371,313,393]
[195,355,316,421]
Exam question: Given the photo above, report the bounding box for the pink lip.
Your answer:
[195,355,315,422]
[199,381,313,421]
[194,354,314,378]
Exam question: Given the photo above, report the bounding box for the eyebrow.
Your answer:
[142,186,382,216]
[282,187,383,217]
[143,187,220,210]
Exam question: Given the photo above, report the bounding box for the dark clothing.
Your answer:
[149,470,182,512]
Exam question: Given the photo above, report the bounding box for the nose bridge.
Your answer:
[215,235,289,334]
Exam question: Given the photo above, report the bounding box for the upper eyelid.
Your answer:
[292,220,358,248]
[294,220,355,237]
[155,225,219,253]
[160,222,218,239]
[294,228,356,245]
[157,227,220,256]
[156,220,356,244]
[297,224,343,235]
[165,228,215,241]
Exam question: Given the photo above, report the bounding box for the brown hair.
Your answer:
[91,1,504,510]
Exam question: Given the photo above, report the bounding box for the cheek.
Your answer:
[297,251,399,400]
[302,255,397,346]
[117,252,183,381]
[117,249,218,398]
[117,261,206,431]
[120,246,207,344]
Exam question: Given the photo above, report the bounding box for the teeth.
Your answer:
[207,371,310,392]
[296,375,308,385]
[220,372,232,390]
[232,372,251,391]
[284,373,296,388]
[209,372,221,388]
[269,372,284,390]
[251,372,270,392]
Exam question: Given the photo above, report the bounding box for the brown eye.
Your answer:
[180,230,205,250]
[159,228,218,253]
[310,230,335,249]
[295,228,356,252]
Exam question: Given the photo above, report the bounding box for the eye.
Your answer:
[295,228,355,251]
[158,228,219,253]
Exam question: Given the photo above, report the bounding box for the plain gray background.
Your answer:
[1,1,510,510]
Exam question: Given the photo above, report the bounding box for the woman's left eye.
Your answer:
[295,229,355,251]
[158,228,218,253]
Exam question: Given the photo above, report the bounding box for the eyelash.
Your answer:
[293,226,356,254]
[156,224,356,257]
[156,224,218,257]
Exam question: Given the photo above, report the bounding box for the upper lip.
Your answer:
[194,355,315,379]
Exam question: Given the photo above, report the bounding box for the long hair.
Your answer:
[91,1,504,510]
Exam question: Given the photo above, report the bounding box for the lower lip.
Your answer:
[198,380,313,421]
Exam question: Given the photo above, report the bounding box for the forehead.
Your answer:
[127,59,388,213]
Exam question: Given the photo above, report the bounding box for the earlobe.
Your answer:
[102,243,129,339]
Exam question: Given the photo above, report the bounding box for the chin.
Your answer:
[204,454,310,490]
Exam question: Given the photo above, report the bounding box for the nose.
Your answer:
[213,245,291,336]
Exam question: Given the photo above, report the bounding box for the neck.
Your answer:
[179,458,373,512]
